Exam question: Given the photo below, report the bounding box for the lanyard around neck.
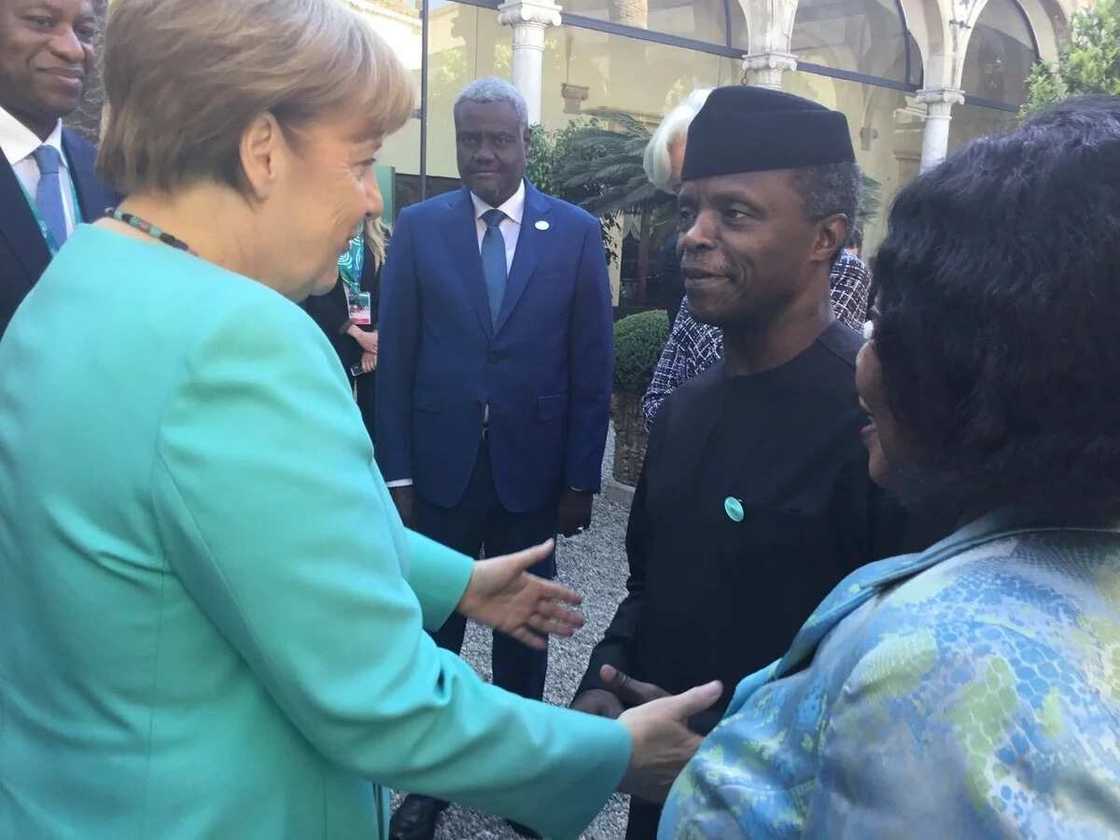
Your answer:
[338,226,366,296]
[16,155,83,256]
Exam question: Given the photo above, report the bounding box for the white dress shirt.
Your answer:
[386,181,527,490]
[0,105,78,238]
[0,104,79,237]
[470,180,524,273]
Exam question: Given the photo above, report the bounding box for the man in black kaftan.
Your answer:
[572,86,940,840]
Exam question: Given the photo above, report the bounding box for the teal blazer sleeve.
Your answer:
[405,529,472,631]
[150,300,631,839]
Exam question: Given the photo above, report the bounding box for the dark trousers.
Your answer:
[355,372,375,444]
[625,799,662,840]
[414,437,557,701]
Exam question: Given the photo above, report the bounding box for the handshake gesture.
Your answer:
[459,542,721,806]
[578,665,718,803]
[573,664,669,719]
[454,541,720,804]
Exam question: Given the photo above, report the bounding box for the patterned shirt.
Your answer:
[641,252,872,430]
[660,511,1120,839]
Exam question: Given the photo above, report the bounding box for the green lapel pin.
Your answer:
[724,496,744,523]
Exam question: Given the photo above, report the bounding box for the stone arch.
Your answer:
[1014,0,1068,62]
[955,0,1052,96]
[897,0,947,83]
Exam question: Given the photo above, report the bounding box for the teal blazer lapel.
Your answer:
[494,182,549,336]
[443,187,492,338]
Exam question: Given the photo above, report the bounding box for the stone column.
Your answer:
[497,0,562,125]
[741,51,797,90]
[917,88,965,172]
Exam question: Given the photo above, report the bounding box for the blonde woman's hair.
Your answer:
[364,217,389,269]
[643,88,712,193]
[98,0,415,195]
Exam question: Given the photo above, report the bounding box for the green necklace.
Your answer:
[111,208,198,256]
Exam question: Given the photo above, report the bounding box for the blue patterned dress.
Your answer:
[660,510,1120,839]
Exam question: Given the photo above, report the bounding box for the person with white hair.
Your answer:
[644,89,712,325]
[644,88,713,195]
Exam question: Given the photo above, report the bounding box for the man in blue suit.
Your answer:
[0,0,118,339]
[378,77,613,840]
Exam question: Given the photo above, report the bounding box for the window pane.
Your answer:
[906,31,923,87]
[961,0,1037,106]
[949,103,1018,147]
[563,0,736,47]
[351,0,423,218]
[425,3,509,181]
[542,24,741,124]
[730,1,749,50]
[791,0,910,83]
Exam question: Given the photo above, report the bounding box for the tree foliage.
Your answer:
[527,114,674,265]
[1023,0,1120,114]
[553,112,674,218]
[858,174,882,233]
[527,113,671,213]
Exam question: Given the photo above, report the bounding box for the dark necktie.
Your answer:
[32,145,69,249]
[481,208,507,326]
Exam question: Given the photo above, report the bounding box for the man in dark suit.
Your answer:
[1,0,118,338]
[378,77,613,840]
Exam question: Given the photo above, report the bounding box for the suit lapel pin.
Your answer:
[535,220,550,231]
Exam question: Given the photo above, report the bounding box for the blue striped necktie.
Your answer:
[481,208,507,326]
[32,145,69,249]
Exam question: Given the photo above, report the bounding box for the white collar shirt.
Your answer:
[470,179,524,274]
[0,105,79,237]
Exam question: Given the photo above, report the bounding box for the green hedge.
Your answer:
[613,309,670,394]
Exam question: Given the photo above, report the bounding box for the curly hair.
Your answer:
[870,96,1120,516]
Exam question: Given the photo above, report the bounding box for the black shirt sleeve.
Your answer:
[575,460,650,697]
[574,403,677,699]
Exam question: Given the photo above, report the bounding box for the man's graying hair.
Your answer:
[792,162,862,225]
[454,77,529,128]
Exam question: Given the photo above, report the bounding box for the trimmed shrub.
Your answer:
[613,309,669,394]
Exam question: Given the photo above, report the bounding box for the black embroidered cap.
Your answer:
[682,86,855,182]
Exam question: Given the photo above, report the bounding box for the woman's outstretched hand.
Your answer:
[617,680,722,803]
[457,540,584,650]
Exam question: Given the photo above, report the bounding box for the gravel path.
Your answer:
[393,431,634,839]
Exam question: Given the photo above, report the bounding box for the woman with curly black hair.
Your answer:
[659,96,1120,839]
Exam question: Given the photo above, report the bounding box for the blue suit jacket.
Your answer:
[376,182,613,513]
[0,127,118,338]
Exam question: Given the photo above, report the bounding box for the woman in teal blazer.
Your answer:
[0,1,718,837]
